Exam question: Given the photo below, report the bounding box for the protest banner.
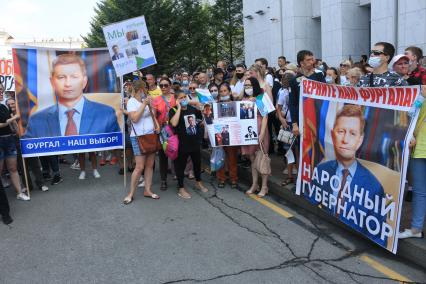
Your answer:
[102,15,157,77]
[13,46,123,157]
[204,101,259,147]
[0,58,15,91]
[296,79,419,253]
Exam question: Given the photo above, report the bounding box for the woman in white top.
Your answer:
[123,80,160,204]
[248,64,273,101]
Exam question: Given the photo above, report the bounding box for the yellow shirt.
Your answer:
[148,86,162,97]
[414,103,426,158]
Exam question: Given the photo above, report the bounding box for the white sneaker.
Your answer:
[70,160,80,170]
[138,177,145,187]
[41,185,49,192]
[79,171,86,180]
[17,193,30,201]
[21,187,28,194]
[93,169,101,178]
[398,229,424,239]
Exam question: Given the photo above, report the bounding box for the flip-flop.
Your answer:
[123,197,133,205]
[178,192,191,199]
[144,194,160,200]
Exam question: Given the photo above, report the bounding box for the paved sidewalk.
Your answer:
[1,161,425,283]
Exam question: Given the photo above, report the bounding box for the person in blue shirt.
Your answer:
[23,53,120,139]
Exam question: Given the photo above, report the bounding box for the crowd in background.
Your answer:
[0,41,425,241]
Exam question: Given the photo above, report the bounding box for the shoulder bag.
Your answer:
[131,103,161,154]
[254,141,271,175]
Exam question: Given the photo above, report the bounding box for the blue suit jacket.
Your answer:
[23,99,121,139]
[310,160,387,247]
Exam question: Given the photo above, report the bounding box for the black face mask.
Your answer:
[236,73,244,79]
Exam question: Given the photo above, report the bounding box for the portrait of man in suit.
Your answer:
[23,54,121,139]
[111,45,124,61]
[141,36,151,45]
[245,126,257,138]
[185,115,197,135]
[311,105,386,246]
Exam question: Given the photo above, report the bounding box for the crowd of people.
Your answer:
[0,41,425,241]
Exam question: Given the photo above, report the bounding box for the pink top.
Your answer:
[152,95,176,125]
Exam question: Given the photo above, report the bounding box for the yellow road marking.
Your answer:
[248,194,294,218]
[360,254,412,283]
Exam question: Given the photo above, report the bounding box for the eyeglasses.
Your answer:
[189,87,196,90]
[244,84,252,88]
[340,64,349,68]
[159,84,170,88]
[371,50,386,56]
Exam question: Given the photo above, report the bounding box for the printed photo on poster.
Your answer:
[244,125,257,139]
[296,79,419,254]
[239,102,255,119]
[218,102,236,118]
[13,47,123,157]
[103,15,157,76]
[214,124,230,146]
[126,30,139,41]
[141,35,151,45]
[203,104,214,125]
[184,114,197,135]
[111,45,125,61]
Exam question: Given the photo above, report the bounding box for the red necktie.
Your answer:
[336,169,350,217]
[65,109,77,136]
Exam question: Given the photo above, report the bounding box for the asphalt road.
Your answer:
[0,161,425,284]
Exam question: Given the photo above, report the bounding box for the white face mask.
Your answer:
[211,91,218,98]
[368,56,382,68]
[220,95,230,101]
[245,88,254,96]
[325,76,333,84]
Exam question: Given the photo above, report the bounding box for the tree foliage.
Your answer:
[83,0,243,74]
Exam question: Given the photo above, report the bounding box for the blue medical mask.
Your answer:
[368,56,382,68]
[325,76,333,84]
[211,91,219,98]
[180,99,189,107]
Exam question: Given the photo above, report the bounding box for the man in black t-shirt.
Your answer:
[169,91,209,199]
[289,50,325,136]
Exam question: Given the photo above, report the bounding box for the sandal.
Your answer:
[257,187,269,198]
[281,178,294,186]
[144,193,160,200]
[123,197,133,205]
[245,185,259,195]
[178,188,191,199]
[218,182,225,188]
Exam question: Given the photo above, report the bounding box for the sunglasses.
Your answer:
[371,50,386,56]
[159,84,169,88]
[340,64,349,68]
[244,84,252,87]
[189,87,196,90]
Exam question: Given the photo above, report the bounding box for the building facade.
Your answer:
[243,0,426,67]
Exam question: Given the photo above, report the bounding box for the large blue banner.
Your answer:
[13,46,124,157]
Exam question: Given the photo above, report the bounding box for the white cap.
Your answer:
[389,54,409,71]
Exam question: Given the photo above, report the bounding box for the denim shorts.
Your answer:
[0,135,17,160]
[130,136,142,156]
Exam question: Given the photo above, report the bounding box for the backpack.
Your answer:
[159,124,179,160]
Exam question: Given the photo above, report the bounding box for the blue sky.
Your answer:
[0,0,100,40]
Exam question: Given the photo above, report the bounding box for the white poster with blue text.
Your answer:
[102,15,157,76]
